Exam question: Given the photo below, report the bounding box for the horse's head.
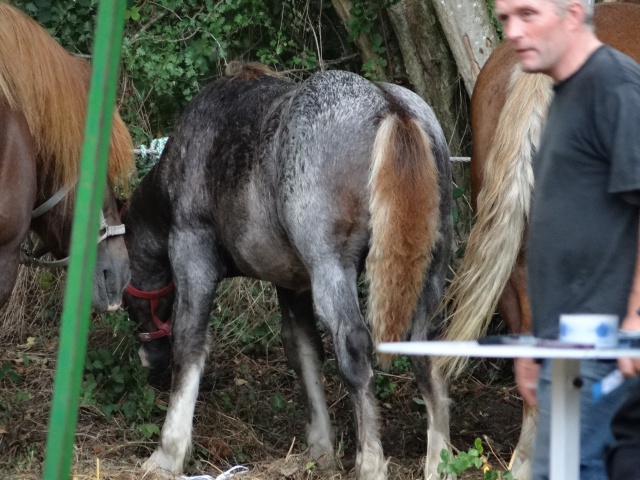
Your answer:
[122,278,175,374]
[121,201,174,374]
[93,190,130,311]
[29,183,130,311]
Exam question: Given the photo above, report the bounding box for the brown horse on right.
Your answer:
[439,2,640,479]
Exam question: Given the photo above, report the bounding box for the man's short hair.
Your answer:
[552,0,595,26]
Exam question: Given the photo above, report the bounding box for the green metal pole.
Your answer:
[43,1,126,478]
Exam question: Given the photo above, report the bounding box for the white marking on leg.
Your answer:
[143,358,205,476]
[355,390,387,480]
[137,346,151,368]
[424,368,452,480]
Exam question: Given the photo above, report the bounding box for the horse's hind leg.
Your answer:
[408,282,452,480]
[277,287,336,468]
[411,355,451,479]
[311,262,386,480]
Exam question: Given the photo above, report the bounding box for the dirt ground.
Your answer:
[0,327,521,479]
[0,262,521,480]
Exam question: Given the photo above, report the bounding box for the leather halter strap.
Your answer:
[125,280,175,342]
[23,182,126,268]
[32,182,76,218]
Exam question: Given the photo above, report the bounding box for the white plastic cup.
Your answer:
[559,314,619,348]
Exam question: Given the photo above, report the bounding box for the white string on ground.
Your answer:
[178,465,250,480]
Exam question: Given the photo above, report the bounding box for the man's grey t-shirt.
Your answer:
[527,46,640,339]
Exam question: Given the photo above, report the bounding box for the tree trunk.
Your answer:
[429,0,499,96]
[431,0,498,96]
[386,0,470,155]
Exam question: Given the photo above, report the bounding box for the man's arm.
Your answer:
[618,220,640,377]
[515,357,541,406]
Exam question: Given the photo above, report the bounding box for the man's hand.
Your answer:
[618,313,640,377]
[515,357,541,406]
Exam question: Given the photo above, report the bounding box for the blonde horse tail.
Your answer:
[436,67,552,380]
[0,3,134,195]
[367,112,441,368]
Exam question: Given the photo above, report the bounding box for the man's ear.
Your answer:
[565,0,586,31]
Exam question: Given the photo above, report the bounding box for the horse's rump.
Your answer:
[267,70,447,349]
[0,3,134,196]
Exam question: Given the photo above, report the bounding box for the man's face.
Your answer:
[495,0,573,77]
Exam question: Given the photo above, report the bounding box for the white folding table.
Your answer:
[377,340,640,480]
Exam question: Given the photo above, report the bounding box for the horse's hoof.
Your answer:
[312,452,338,471]
[142,451,182,478]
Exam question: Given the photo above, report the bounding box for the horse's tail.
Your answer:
[0,3,134,196]
[366,109,441,367]
[436,66,552,380]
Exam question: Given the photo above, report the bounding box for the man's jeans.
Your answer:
[531,359,638,480]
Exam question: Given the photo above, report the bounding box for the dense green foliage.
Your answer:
[14,0,359,142]
[14,0,505,145]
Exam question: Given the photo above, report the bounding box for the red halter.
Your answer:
[125,280,175,342]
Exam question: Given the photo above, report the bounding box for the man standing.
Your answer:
[494,0,640,478]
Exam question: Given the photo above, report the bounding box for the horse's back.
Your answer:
[594,2,640,61]
[159,72,292,206]
[274,71,386,201]
[275,70,447,203]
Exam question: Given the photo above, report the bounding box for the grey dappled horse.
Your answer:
[123,63,452,480]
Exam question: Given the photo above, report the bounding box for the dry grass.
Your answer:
[0,273,521,480]
[0,263,65,346]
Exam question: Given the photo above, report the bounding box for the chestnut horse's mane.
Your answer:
[224,61,287,81]
[0,2,134,196]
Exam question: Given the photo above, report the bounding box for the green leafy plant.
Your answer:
[269,391,288,413]
[438,438,515,480]
[486,0,504,41]
[80,311,160,426]
[347,0,388,79]
[374,373,396,400]
[0,362,22,385]
[390,355,411,373]
[14,0,352,146]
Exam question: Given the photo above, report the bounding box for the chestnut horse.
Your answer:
[0,4,134,311]
[439,2,640,479]
[122,62,452,479]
